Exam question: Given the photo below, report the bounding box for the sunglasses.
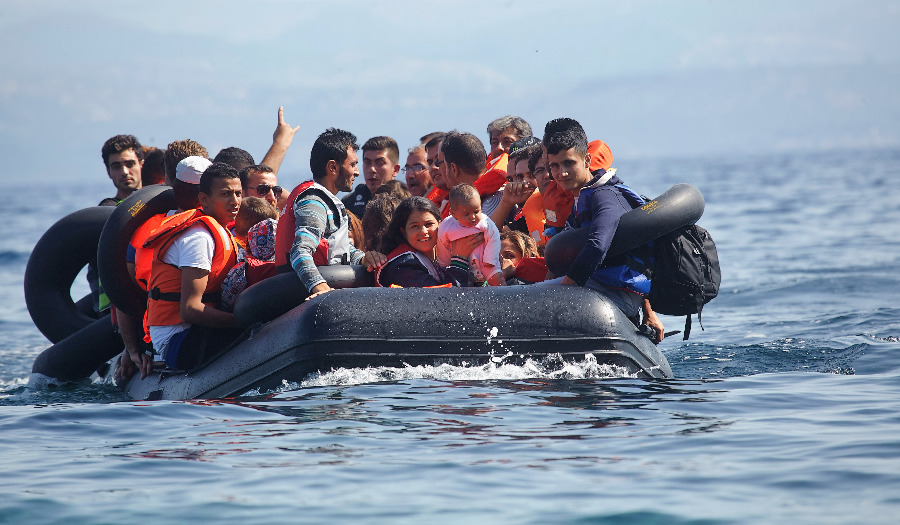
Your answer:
[254,184,283,197]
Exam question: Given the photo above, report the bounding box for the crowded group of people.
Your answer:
[99,107,665,381]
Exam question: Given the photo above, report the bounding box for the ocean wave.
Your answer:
[0,250,29,266]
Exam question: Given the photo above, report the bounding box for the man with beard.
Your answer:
[100,134,144,206]
[274,128,366,300]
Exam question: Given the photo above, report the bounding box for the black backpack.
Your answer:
[640,224,721,340]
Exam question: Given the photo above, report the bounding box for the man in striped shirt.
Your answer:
[274,128,366,300]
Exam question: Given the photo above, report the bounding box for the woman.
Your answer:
[371,197,484,287]
[499,229,547,285]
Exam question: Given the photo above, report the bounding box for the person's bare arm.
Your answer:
[304,282,333,301]
[180,267,237,327]
[641,298,664,344]
[116,310,153,380]
[260,106,300,175]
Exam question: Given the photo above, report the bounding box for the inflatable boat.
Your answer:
[26,183,706,400]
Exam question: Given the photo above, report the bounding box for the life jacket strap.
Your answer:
[149,287,220,303]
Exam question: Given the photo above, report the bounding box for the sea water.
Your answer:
[1,148,898,524]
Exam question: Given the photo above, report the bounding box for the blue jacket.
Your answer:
[566,170,651,295]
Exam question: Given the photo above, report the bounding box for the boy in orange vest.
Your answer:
[142,162,243,370]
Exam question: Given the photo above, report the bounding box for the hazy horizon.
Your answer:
[1,0,897,188]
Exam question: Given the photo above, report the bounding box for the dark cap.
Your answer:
[508,136,540,156]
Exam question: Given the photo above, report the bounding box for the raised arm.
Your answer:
[260,106,300,175]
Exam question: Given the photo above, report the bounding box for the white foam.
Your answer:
[238,354,637,395]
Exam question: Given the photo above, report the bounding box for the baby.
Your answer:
[436,184,504,286]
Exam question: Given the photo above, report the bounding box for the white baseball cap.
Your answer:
[175,156,212,184]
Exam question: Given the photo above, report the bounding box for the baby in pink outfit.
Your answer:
[436,183,505,286]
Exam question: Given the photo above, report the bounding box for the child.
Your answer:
[499,229,547,285]
[221,218,278,311]
[361,194,401,251]
[436,184,504,286]
[232,197,278,259]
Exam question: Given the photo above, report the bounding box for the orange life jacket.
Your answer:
[131,212,169,292]
[475,153,508,197]
[542,181,574,228]
[514,256,548,283]
[588,139,614,171]
[143,209,237,332]
[521,191,547,245]
[426,186,448,208]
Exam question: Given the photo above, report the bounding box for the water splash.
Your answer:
[238,354,636,395]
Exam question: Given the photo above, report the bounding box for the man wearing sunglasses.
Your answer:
[239,164,286,212]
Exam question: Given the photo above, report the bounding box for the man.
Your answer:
[141,146,166,186]
[424,133,448,205]
[486,115,532,161]
[213,147,255,172]
[403,144,432,197]
[164,139,209,185]
[341,136,401,218]
[274,128,366,300]
[100,134,145,206]
[542,118,664,341]
[117,155,214,380]
[488,136,541,233]
[142,162,242,370]
[439,131,506,217]
[93,134,146,316]
[240,164,284,211]
[441,131,486,190]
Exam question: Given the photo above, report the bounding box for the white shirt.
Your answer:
[149,224,215,357]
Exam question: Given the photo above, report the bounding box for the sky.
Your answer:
[0,0,898,188]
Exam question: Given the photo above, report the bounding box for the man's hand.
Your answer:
[641,299,664,344]
[116,346,153,382]
[305,282,333,301]
[261,106,300,174]
[449,231,485,259]
[273,106,300,146]
[500,181,535,206]
[363,250,388,272]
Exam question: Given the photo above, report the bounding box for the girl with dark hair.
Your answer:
[372,197,484,288]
